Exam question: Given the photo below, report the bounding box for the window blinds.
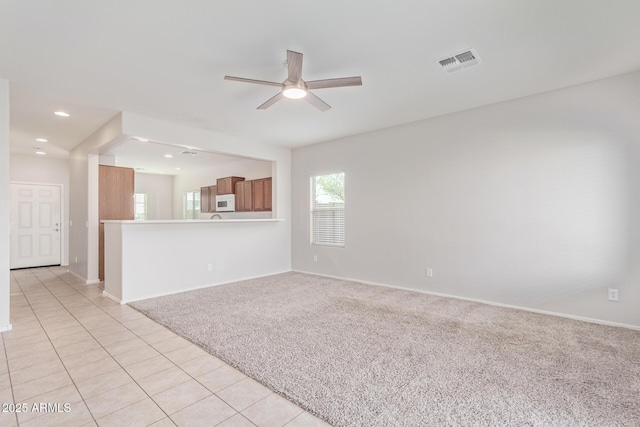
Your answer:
[311,173,345,247]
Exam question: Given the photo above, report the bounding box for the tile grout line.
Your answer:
[10,272,145,425]
[71,279,244,424]
[80,287,255,423]
[9,270,147,424]
[8,269,100,427]
[120,309,270,424]
[34,268,225,424]
[64,271,260,425]
[23,269,173,425]
[9,268,305,427]
[51,270,272,424]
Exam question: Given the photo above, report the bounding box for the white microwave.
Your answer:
[215,194,235,212]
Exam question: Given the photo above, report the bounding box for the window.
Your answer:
[311,172,345,247]
[134,193,147,220]
[184,190,201,219]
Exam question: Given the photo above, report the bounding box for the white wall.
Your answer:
[292,71,640,328]
[10,153,70,265]
[135,173,172,220]
[104,220,288,303]
[0,79,10,331]
[171,158,272,220]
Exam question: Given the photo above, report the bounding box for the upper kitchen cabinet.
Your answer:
[252,177,272,211]
[235,181,253,212]
[216,176,245,195]
[264,178,272,211]
[99,165,135,220]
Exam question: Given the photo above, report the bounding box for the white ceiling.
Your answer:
[2,1,640,158]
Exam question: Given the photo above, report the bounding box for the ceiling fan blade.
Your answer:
[287,50,303,82]
[305,92,331,112]
[224,76,281,87]
[257,92,284,110]
[306,76,363,90]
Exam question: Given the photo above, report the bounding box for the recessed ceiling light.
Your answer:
[35,151,46,155]
[35,138,48,142]
[164,154,173,158]
[175,167,181,171]
[54,111,70,117]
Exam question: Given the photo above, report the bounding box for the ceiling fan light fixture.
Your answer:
[225,50,362,110]
[282,82,307,99]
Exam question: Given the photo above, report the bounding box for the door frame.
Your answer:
[10,181,66,268]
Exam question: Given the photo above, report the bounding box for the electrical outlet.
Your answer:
[608,288,619,302]
[425,268,433,278]
[75,256,78,264]
[207,264,213,272]
[313,255,318,262]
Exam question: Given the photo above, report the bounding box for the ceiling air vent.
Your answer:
[180,151,199,156]
[436,48,481,74]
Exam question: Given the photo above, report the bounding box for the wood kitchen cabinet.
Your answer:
[216,176,244,195]
[264,178,272,211]
[232,177,273,212]
[200,185,217,213]
[99,165,134,281]
[235,181,253,212]
[200,186,210,213]
[252,177,272,211]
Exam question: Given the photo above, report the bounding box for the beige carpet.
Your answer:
[130,272,640,426]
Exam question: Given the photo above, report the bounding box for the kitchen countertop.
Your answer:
[101,218,284,224]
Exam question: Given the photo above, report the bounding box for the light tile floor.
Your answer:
[1,267,330,427]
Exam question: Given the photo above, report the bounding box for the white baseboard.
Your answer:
[0,324,13,332]
[66,269,86,283]
[292,270,640,331]
[102,290,123,304]
[66,269,101,285]
[121,270,292,304]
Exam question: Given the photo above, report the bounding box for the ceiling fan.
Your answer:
[224,50,362,111]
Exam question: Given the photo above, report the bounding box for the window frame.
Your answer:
[183,190,201,219]
[310,171,345,248]
[134,192,147,220]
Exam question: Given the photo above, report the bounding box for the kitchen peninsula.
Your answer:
[102,217,288,303]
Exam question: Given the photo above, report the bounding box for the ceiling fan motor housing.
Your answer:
[282,80,308,99]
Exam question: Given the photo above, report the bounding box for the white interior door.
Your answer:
[10,184,62,269]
